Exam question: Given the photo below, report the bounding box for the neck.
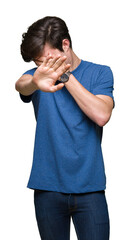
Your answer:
[67,50,81,72]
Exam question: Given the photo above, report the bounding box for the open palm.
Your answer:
[32,54,71,92]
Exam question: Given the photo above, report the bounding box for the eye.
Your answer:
[37,60,43,63]
[33,58,43,63]
[34,60,43,66]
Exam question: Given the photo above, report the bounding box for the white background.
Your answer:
[1,0,130,239]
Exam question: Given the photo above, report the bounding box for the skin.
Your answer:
[15,40,114,127]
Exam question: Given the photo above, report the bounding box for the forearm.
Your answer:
[15,74,38,96]
[65,74,111,127]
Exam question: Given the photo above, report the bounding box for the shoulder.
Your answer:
[81,60,113,77]
[83,59,112,72]
[83,60,113,82]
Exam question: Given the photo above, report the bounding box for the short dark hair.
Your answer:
[20,16,72,62]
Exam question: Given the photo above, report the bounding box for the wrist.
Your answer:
[64,73,73,86]
[32,77,39,90]
[60,71,72,83]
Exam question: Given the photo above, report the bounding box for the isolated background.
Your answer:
[1,0,130,239]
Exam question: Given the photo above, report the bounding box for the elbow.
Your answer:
[97,113,111,127]
[15,81,20,92]
[15,79,23,92]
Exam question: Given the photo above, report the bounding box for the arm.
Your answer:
[15,74,38,96]
[15,54,70,96]
[65,74,114,127]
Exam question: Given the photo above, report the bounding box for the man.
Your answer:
[15,16,114,240]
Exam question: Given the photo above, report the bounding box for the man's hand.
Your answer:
[32,54,71,92]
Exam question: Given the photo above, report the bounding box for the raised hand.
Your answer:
[32,54,71,92]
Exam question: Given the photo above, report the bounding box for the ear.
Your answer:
[62,39,70,52]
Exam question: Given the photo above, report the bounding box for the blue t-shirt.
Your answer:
[19,60,114,194]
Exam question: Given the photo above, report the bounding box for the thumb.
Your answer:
[50,83,65,92]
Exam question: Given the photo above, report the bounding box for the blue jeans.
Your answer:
[34,190,110,240]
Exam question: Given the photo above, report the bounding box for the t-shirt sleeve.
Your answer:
[92,66,115,107]
[19,92,34,103]
[19,68,37,103]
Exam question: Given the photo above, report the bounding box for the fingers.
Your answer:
[57,64,71,77]
[41,54,53,66]
[47,55,61,68]
[52,56,67,71]
[50,83,65,92]
[40,54,67,70]
[40,54,71,78]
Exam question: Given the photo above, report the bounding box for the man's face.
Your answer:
[34,43,66,67]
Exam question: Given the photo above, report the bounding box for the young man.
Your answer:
[15,16,114,240]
